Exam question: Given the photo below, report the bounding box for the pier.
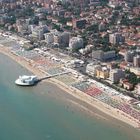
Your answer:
[38,71,71,82]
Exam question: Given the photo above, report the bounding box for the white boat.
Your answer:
[15,75,38,86]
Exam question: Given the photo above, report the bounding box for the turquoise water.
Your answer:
[0,54,140,140]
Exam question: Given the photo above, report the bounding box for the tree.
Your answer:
[58,17,72,24]
[52,23,61,31]
[125,70,139,85]
[86,24,98,33]
[24,6,34,16]
[100,0,109,5]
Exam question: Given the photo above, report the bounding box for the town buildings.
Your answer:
[124,51,134,62]
[0,0,139,93]
[109,33,125,45]
[133,55,140,67]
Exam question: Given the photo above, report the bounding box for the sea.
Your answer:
[0,53,140,140]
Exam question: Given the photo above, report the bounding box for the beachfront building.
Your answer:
[60,32,70,47]
[86,63,101,77]
[92,50,116,62]
[79,45,94,55]
[65,59,84,68]
[44,29,61,45]
[120,79,134,90]
[96,67,109,79]
[31,25,48,40]
[92,50,103,61]
[69,37,84,52]
[53,31,62,45]
[16,19,29,34]
[44,30,70,47]
[44,33,54,44]
[109,69,125,83]
[119,63,140,77]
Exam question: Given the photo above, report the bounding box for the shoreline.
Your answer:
[0,46,139,129]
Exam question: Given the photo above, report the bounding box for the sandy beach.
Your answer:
[0,45,139,129]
